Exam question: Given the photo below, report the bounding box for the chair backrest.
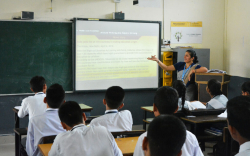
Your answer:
[190,108,226,116]
[85,115,101,124]
[41,135,57,144]
[111,130,146,138]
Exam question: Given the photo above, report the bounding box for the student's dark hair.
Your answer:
[46,83,65,108]
[173,80,190,115]
[105,86,125,109]
[154,86,179,115]
[186,49,199,64]
[29,76,46,92]
[207,79,223,96]
[147,115,186,156]
[59,101,83,127]
[241,81,250,94]
[227,96,250,140]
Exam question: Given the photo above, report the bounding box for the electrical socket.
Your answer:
[162,39,170,44]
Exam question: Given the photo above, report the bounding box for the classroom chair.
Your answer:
[40,135,57,144]
[14,128,27,156]
[111,130,146,138]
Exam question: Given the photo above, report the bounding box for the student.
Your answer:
[49,101,122,156]
[89,86,133,132]
[26,84,66,156]
[142,115,186,156]
[227,96,250,156]
[133,86,203,156]
[18,76,47,120]
[205,79,228,109]
[241,81,250,96]
[173,80,189,111]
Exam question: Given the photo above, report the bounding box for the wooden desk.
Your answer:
[13,104,93,128]
[141,106,153,130]
[181,115,227,151]
[38,136,139,156]
[180,115,227,135]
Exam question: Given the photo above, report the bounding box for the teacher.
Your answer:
[148,49,208,101]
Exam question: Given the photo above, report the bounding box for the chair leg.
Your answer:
[15,133,20,156]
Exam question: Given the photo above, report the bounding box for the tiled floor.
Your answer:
[0,125,214,156]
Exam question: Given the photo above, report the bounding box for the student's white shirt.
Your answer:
[89,109,133,132]
[206,94,228,109]
[133,131,204,156]
[26,108,65,156]
[48,124,122,156]
[178,98,189,111]
[18,92,47,120]
[235,141,250,156]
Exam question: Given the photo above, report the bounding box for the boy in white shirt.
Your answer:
[133,86,203,156]
[142,115,186,156]
[89,86,133,132]
[227,96,250,156]
[18,76,47,120]
[26,84,66,156]
[49,101,122,156]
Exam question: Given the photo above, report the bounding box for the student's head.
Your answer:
[59,101,86,130]
[185,49,198,64]
[241,81,250,96]
[227,96,250,143]
[29,76,46,93]
[173,80,186,108]
[143,115,186,156]
[153,86,179,116]
[45,83,65,108]
[104,86,125,109]
[206,79,222,97]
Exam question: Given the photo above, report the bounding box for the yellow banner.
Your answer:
[171,21,202,27]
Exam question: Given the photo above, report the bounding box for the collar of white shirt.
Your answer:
[70,124,86,131]
[35,92,45,95]
[46,108,58,111]
[105,109,118,114]
[239,141,250,153]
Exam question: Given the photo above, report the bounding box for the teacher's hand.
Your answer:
[188,69,196,81]
[147,55,158,62]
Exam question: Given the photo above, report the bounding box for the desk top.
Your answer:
[38,136,139,156]
[141,106,153,113]
[79,104,93,111]
[180,115,227,124]
[13,104,93,113]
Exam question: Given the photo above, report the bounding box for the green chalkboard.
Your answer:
[0,21,73,94]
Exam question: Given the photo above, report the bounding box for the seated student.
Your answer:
[227,96,250,156]
[205,79,228,109]
[173,80,189,111]
[143,115,186,156]
[219,81,250,117]
[241,81,250,96]
[26,84,66,156]
[89,86,133,132]
[49,101,122,156]
[18,76,47,120]
[133,86,203,156]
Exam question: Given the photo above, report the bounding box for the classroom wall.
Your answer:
[164,0,225,70]
[224,0,250,77]
[0,0,224,69]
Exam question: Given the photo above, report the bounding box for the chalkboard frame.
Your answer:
[72,18,162,92]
